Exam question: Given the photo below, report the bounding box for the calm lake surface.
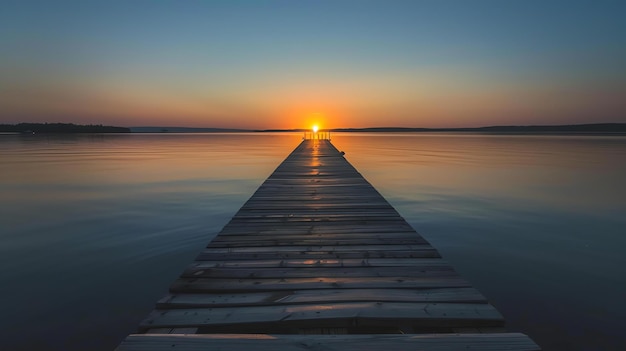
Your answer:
[1,133,625,351]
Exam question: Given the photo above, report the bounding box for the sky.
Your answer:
[1,0,625,129]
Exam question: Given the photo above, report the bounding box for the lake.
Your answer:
[1,132,625,351]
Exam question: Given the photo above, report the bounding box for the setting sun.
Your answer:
[312,125,319,133]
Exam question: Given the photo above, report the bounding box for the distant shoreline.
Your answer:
[328,123,626,134]
[0,123,130,134]
[136,123,626,134]
[2,122,625,134]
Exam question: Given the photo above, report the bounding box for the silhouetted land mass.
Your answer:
[0,123,130,133]
[330,123,626,133]
[256,128,306,132]
[131,126,249,133]
[6,123,622,134]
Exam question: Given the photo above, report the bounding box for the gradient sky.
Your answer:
[1,0,625,129]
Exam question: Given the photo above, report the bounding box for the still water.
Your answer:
[1,133,625,350]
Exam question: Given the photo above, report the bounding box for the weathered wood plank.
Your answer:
[181,265,456,279]
[241,196,390,202]
[186,258,450,269]
[212,232,424,239]
[232,210,400,217]
[207,237,428,247]
[170,276,470,293]
[202,244,432,253]
[139,302,503,331]
[157,288,487,308]
[118,333,539,351]
[196,249,441,261]
[118,333,540,351]
[226,218,410,224]
[239,204,390,209]
[217,225,416,235]
[211,232,424,239]
[238,205,396,211]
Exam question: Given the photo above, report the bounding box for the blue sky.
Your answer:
[1,0,625,128]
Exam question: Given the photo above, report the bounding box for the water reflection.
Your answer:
[333,133,626,213]
[1,132,625,351]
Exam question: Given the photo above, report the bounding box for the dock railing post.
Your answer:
[303,130,330,140]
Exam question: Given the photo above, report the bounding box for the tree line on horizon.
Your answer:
[0,123,131,133]
[1,122,625,134]
[330,123,626,133]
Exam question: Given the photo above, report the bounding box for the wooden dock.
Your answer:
[116,139,540,350]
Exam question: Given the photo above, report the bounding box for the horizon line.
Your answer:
[128,122,626,131]
[3,122,626,133]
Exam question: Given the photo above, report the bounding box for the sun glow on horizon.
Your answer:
[300,111,328,131]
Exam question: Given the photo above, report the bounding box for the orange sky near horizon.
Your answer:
[2,74,622,130]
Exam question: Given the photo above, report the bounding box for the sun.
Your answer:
[304,111,325,132]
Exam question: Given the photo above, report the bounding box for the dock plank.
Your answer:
[169,276,471,293]
[207,237,428,247]
[186,258,451,268]
[196,248,441,260]
[117,333,540,351]
[139,302,504,331]
[181,265,455,278]
[157,288,487,308]
[201,244,432,253]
